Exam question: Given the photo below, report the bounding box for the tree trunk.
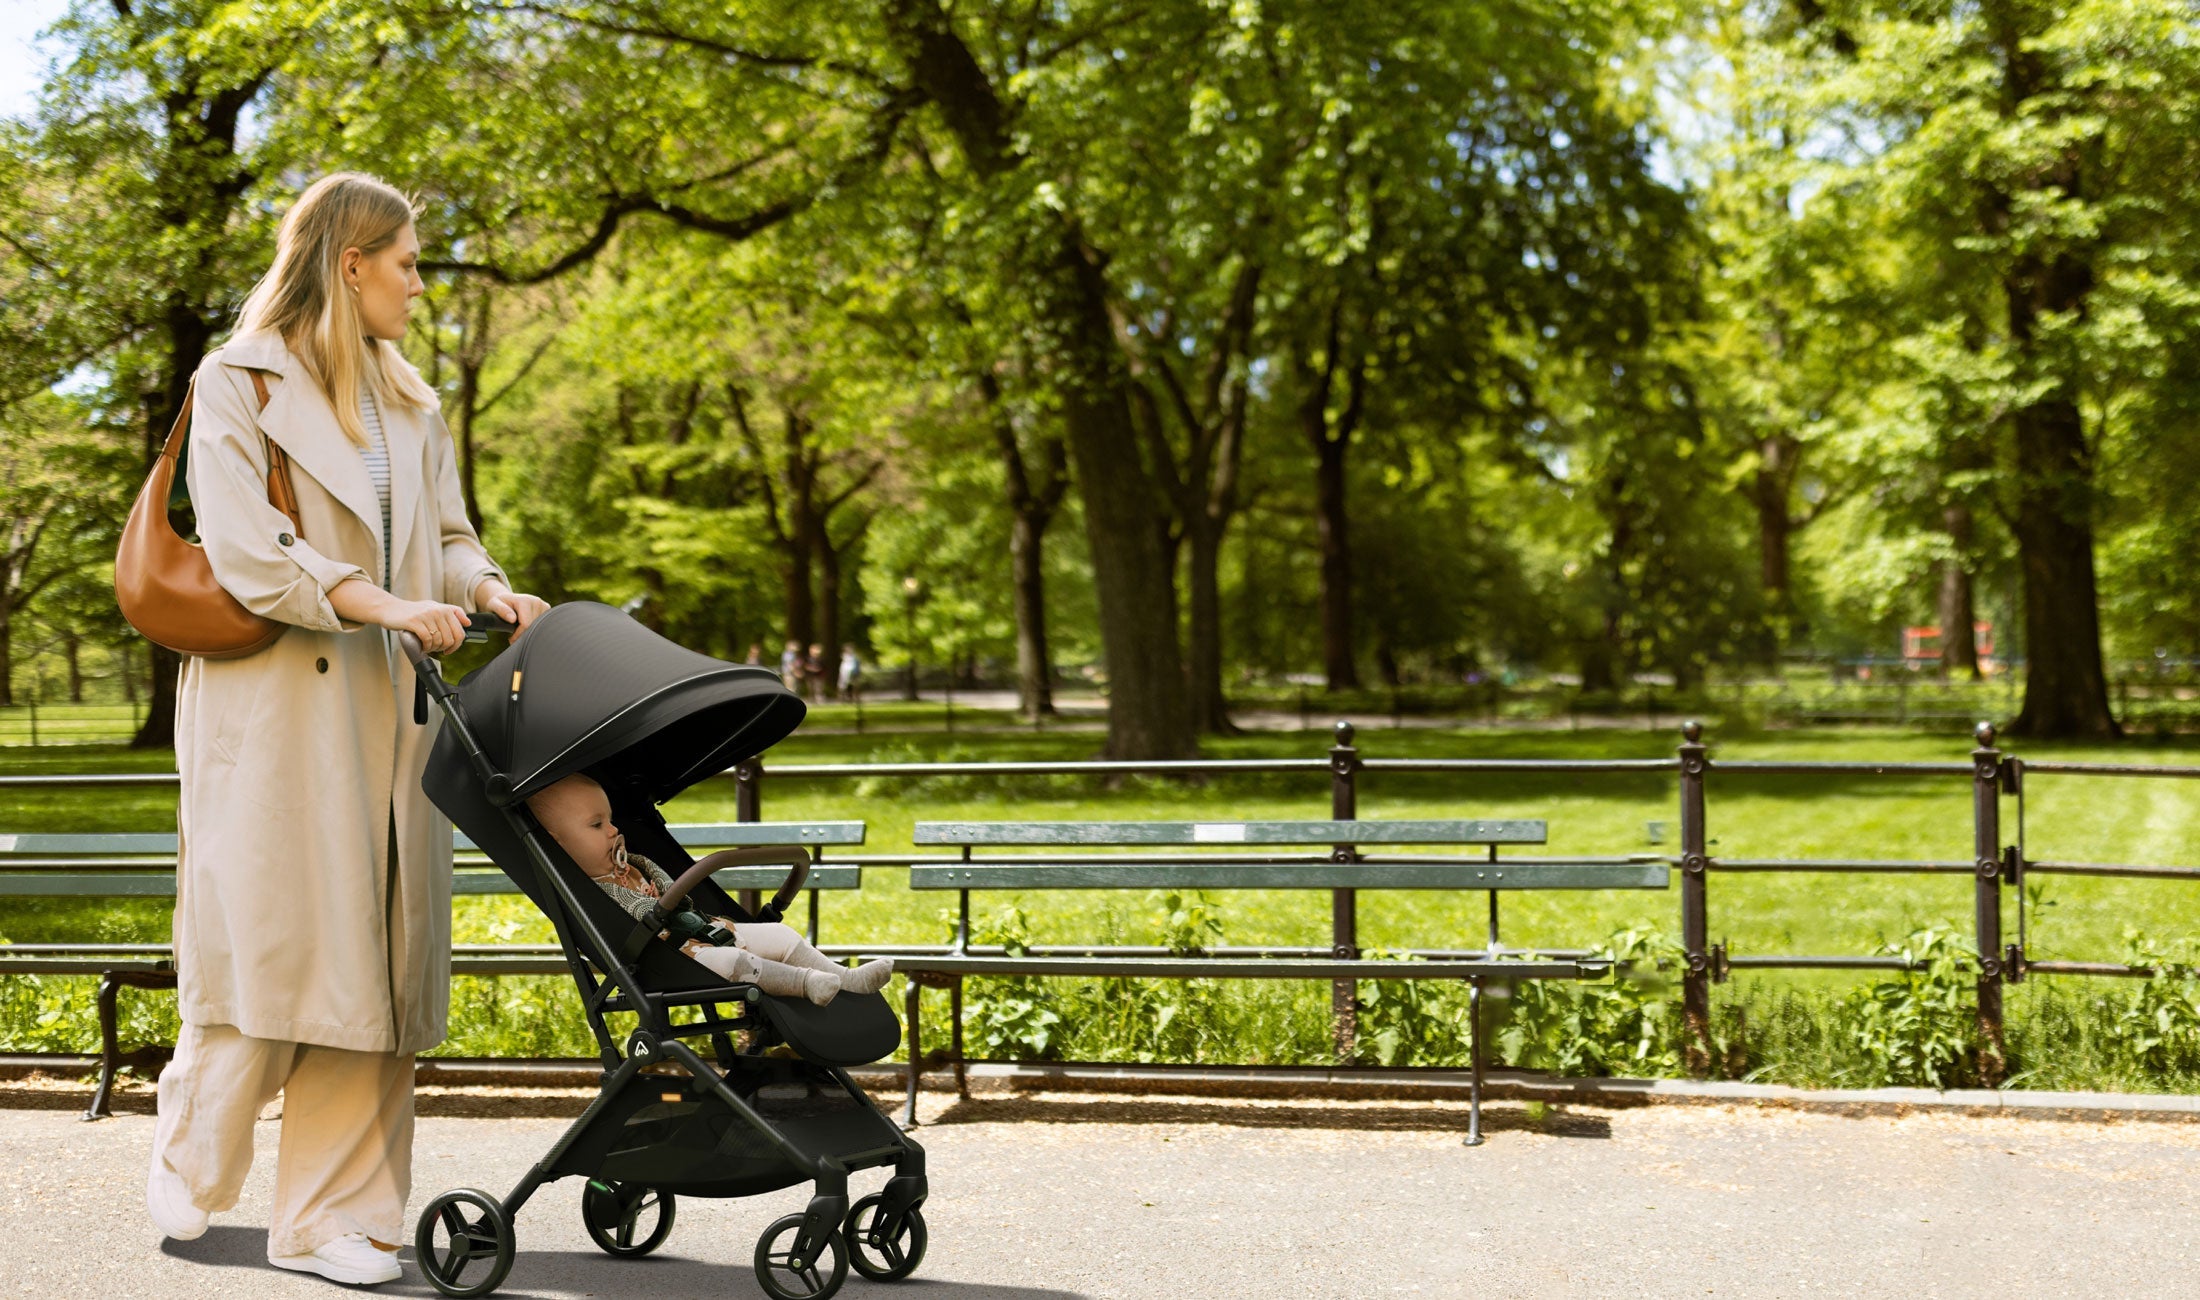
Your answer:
[2007,392,2117,737]
[133,302,218,750]
[1045,228,1194,757]
[1008,505,1056,716]
[1184,518,1232,732]
[1313,435,1359,690]
[816,536,843,696]
[1939,503,1981,680]
[1754,443,1793,608]
[64,629,83,703]
[455,356,486,533]
[0,602,12,708]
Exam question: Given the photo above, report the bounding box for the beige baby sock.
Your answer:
[839,958,895,996]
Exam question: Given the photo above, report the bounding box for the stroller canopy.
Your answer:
[446,601,804,804]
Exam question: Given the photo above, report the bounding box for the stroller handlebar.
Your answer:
[650,845,813,924]
[400,612,523,723]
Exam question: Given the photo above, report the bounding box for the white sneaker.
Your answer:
[268,1233,402,1286]
[146,1159,208,1241]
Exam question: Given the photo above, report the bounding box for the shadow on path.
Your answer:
[164,1230,1088,1298]
[922,1095,1612,1138]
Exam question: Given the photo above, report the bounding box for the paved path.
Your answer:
[4,1091,2199,1298]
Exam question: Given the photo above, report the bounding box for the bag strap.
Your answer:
[251,372,303,531]
[158,367,300,533]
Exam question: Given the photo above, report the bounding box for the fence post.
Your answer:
[1678,719,1711,1075]
[1971,721,2006,1084]
[1328,720,1360,1064]
[735,759,763,916]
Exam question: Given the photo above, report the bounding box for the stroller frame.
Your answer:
[402,621,928,1300]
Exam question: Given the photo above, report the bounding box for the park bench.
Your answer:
[0,820,866,1119]
[882,818,1669,1141]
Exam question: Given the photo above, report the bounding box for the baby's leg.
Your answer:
[691,943,838,1006]
[735,922,895,996]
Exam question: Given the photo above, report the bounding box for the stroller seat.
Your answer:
[748,989,903,1067]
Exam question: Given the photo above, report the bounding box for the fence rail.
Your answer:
[4,719,2197,1083]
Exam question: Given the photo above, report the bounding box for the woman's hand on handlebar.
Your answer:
[473,578,550,641]
[384,598,472,654]
[330,581,469,654]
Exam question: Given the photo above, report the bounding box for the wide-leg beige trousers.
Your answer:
[152,1020,414,1257]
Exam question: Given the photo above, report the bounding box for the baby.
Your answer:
[526,773,893,1006]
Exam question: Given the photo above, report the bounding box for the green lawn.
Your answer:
[4,720,2196,1084]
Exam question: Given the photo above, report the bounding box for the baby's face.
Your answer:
[530,778,625,879]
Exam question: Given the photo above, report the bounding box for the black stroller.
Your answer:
[403,601,927,1299]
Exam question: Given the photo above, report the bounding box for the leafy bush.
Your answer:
[953,906,1064,1061]
[1843,927,1980,1088]
[2109,935,2200,1077]
[1499,929,1686,1076]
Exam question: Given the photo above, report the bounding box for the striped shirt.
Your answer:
[358,389,392,587]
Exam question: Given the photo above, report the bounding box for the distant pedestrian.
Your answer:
[839,644,861,701]
[744,642,763,666]
[805,643,827,700]
[779,640,801,690]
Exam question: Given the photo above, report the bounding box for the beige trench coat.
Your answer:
[175,331,505,1054]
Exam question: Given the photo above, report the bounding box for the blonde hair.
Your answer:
[234,172,437,447]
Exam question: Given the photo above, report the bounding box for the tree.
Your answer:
[1798,0,2200,735]
[3,1,303,746]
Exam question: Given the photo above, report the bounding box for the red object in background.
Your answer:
[1903,622,1995,663]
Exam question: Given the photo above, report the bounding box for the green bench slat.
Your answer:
[877,955,1606,980]
[0,822,863,858]
[0,873,180,896]
[913,819,1547,846]
[909,861,1669,891]
[1,866,861,898]
[0,833,178,854]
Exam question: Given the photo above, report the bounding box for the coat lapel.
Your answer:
[218,333,383,576]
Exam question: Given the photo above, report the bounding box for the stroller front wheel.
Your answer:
[753,1213,849,1300]
[844,1192,927,1281]
[415,1188,515,1298]
[581,1179,676,1257]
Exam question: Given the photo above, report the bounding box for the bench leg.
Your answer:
[1464,976,1484,1148]
[901,977,923,1130]
[83,973,124,1123]
[950,975,967,1099]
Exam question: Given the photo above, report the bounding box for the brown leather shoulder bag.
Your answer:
[114,369,304,659]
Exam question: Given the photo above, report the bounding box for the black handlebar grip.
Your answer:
[464,612,520,641]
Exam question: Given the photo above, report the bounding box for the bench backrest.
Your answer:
[910,819,1667,891]
[0,821,867,897]
[913,819,1546,846]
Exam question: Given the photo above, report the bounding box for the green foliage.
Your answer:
[953,906,1064,1061]
[1843,927,1982,1089]
[2106,936,2200,1077]
[1500,929,1688,1077]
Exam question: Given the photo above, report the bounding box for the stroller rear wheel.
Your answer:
[581,1179,676,1257]
[415,1189,515,1298]
[753,1213,849,1300]
[844,1192,927,1281]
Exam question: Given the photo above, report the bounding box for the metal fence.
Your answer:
[3,720,2197,1080]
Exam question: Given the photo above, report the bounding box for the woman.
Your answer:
[143,173,548,1286]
